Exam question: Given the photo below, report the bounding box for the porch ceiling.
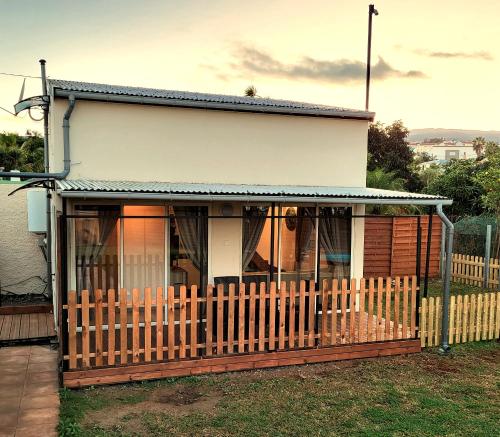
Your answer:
[56,180,452,206]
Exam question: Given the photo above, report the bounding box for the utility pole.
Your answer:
[365,4,379,111]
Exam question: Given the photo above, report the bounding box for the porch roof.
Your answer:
[56,180,452,206]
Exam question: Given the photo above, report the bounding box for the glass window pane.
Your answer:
[123,205,165,291]
[279,206,316,287]
[74,205,120,293]
[319,207,352,285]
[242,206,277,287]
[169,206,208,292]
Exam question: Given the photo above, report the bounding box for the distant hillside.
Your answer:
[409,128,500,143]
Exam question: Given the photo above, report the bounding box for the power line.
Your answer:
[0,72,41,79]
[0,106,16,116]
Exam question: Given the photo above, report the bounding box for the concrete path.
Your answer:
[0,345,59,437]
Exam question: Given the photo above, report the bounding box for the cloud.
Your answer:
[414,49,493,60]
[230,47,427,83]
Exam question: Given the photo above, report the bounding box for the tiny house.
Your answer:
[43,80,450,386]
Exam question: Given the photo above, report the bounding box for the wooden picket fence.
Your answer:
[451,253,500,289]
[62,276,419,379]
[420,291,500,347]
[76,254,166,293]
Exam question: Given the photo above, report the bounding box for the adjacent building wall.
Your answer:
[0,182,47,295]
[49,99,369,187]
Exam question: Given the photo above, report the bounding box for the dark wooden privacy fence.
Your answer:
[364,216,442,278]
[62,276,419,384]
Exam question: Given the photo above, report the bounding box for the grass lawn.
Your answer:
[426,279,487,298]
[59,341,499,437]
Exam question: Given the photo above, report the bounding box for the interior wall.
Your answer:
[209,203,242,282]
[351,204,365,281]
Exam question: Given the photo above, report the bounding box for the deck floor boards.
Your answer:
[0,312,56,342]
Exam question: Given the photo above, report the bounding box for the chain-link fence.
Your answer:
[454,215,498,258]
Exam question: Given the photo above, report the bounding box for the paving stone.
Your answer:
[17,407,59,427]
[26,371,58,384]
[27,354,56,364]
[0,365,26,376]
[0,355,29,366]
[15,424,57,437]
[0,428,16,437]
[0,412,19,430]
[0,346,30,357]
[23,380,59,397]
[20,394,59,411]
[0,384,24,399]
[0,396,21,413]
[0,372,26,386]
[27,362,57,373]
[0,344,59,436]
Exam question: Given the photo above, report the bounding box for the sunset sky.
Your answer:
[1,0,499,134]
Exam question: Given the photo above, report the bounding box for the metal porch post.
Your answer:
[436,204,454,354]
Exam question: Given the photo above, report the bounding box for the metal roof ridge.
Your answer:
[48,79,375,120]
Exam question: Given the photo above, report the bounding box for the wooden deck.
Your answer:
[0,312,56,343]
[63,338,421,388]
[61,277,421,387]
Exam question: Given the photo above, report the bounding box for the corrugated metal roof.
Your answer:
[48,79,374,120]
[56,180,449,202]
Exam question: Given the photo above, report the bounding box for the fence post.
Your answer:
[484,225,492,289]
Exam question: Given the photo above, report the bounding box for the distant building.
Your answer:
[410,140,476,163]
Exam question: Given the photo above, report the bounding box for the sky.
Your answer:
[1,0,499,134]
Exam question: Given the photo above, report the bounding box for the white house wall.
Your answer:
[50,98,369,292]
[49,99,369,187]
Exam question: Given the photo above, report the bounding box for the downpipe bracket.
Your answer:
[438,345,451,355]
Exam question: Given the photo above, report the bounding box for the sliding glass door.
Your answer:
[241,206,278,287]
[169,206,208,293]
[122,205,165,293]
[279,206,316,287]
[74,205,120,293]
[318,207,352,285]
[241,205,352,287]
[72,203,208,295]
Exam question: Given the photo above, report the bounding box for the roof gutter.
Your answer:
[59,190,452,206]
[0,95,76,179]
[436,203,454,354]
[53,89,375,121]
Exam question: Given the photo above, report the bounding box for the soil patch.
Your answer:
[84,384,222,433]
[156,385,204,406]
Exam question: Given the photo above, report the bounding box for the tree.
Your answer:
[413,151,435,165]
[244,85,258,97]
[366,168,419,214]
[368,120,421,191]
[418,164,442,190]
[484,141,500,159]
[366,167,405,191]
[424,159,486,219]
[0,131,44,173]
[472,136,486,158]
[474,145,500,258]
